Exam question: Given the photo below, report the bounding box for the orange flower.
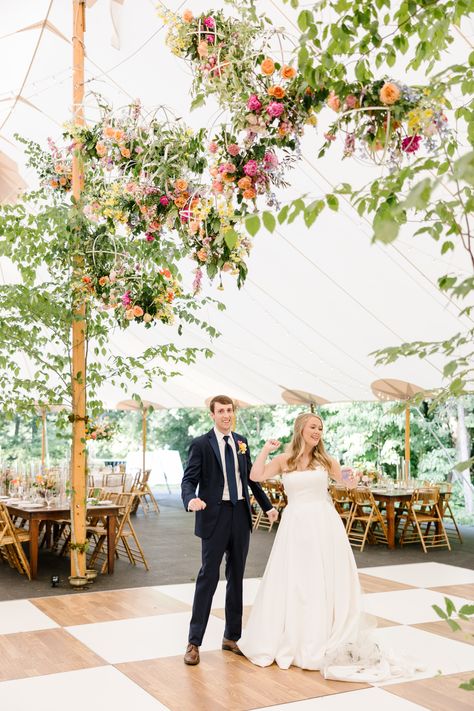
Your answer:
[96,142,106,157]
[261,57,275,76]
[197,248,208,262]
[379,82,400,105]
[166,289,175,302]
[281,65,296,80]
[99,276,109,286]
[174,195,187,208]
[133,305,144,318]
[268,86,286,99]
[243,188,256,200]
[237,176,252,190]
[104,126,115,138]
[327,91,341,112]
[125,308,135,320]
[160,268,172,279]
[175,179,188,192]
[120,147,131,158]
[197,40,208,58]
[50,179,59,188]
[82,276,92,284]
[182,8,193,22]
[59,176,67,186]
[114,129,125,142]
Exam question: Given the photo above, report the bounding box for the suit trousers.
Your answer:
[188,500,250,646]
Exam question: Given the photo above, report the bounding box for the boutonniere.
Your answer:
[237,440,247,455]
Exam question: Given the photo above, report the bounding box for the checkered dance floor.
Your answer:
[0,562,473,710]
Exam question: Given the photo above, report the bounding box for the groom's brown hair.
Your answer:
[209,395,234,413]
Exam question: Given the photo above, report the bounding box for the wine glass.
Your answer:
[44,488,54,509]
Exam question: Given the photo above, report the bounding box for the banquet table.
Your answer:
[370,488,447,550]
[6,501,120,579]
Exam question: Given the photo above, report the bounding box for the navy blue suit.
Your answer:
[182,429,272,645]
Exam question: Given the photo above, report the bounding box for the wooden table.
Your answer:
[371,488,447,550]
[6,502,120,579]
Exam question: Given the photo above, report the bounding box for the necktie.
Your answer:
[223,435,238,505]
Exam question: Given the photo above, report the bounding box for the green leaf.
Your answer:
[278,205,289,224]
[458,604,474,616]
[403,178,433,210]
[245,215,261,237]
[432,604,447,620]
[446,619,462,632]
[326,194,339,211]
[190,94,205,111]
[297,10,313,32]
[303,199,325,228]
[224,229,238,250]
[445,597,456,617]
[262,211,276,233]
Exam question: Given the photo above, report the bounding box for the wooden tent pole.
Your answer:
[142,408,147,474]
[70,0,87,579]
[405,403,410,483]
[41,408,47,472]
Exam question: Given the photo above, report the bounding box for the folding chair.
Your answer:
[399,487,451,553]
[346,487,389,552]
[329,484,354,530]
[0,503,31,579]
[131,469,159,514]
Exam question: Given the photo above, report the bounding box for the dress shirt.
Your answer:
[213,426,244,501]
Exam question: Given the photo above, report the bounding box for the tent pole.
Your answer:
[41,408,47,472]
[142,408,147,474]
[70,0,87,579]
[405,403,410,484]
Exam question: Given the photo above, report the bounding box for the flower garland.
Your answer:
[85,418,116,441]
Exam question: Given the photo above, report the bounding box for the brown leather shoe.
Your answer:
[222,638,244,655]
[184,643,200,665]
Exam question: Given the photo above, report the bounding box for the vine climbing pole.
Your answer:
[70,0,87,579]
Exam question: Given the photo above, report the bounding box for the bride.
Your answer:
[239,412,410,682]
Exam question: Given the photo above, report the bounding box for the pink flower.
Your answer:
[218,162,236,174]
[192,267,203,294]
[203,16,215,28]
[247,94,262,112]
[327,91,341,112]
[212,180,224,192]
[345,94,358,109]
[159,196,170,206]
[121,291,131,306]
[206,34,215,43]
[263,151,278,168]
[208,141,218,153]
[266,101,284,118]
[145,233,155,242]
[243,160,258,177]
[324,132,337,142]
[227,143,240,156]
[135,146,144,154]
[402,135,422,153]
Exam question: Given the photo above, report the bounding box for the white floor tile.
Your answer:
[359,562,474,588]
[154,577,262,607]
[252,687,428,710]
[363,587,473,625]
[0,599,58,634]
[66,611,224,663]
[372,624,474,685]
[0,666,169,711]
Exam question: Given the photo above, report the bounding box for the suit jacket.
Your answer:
[181,429,273,539]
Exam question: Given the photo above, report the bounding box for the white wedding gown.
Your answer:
[239,469,416,682]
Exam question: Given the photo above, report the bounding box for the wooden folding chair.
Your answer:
[254,479,286,532]
[346,487,389,552]
[131,469,159,514]
[437,482,463,543]
[329,484,354,530]
[88,492,150,572]
[249,493,263,531]
[0,503,31,579]
[399,487,451,553]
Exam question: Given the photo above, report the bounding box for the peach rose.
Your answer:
[243,188,256,199]
[268,86,285,99]
[125,308,135,320]
[212,180,224,193]
[175,179,188,192]
[98,276,109,286]
[327,91,341,112]
[174,196,187,208]
[182,9,193,22]
[114,129,124,142]
[197,249,208,262]
[198,40,209,58]
[104,126,115,138]
[133,305,144,318]
[261,58,275,76]
[120,147,131,158]
[143,313,153,323]
[379,82,400,105]
[59,176,67,186]
[50,179,59,188]
[237,176,252,190]
[281,65,296,79]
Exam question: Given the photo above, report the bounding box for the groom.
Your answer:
[181,395,278,665]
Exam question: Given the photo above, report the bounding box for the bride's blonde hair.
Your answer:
[285,413,333,473]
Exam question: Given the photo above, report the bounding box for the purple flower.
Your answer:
[203,16,215,28]
[402,135,422,153]
[247,94,262,112]
[243,160,258,177]
[266,101,284,118]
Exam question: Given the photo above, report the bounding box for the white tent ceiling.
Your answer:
[0,1,471,409]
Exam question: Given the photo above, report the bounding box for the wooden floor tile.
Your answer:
[116,651,369,711]
[429,583,474,601]
[0,628,106,681]
[31,587,190,626]
[411,619,474,646]
[374,616,400,628]
[358,573,415,593]
[382,671,474,711]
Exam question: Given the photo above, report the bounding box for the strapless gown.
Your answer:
[239,469,415,682]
